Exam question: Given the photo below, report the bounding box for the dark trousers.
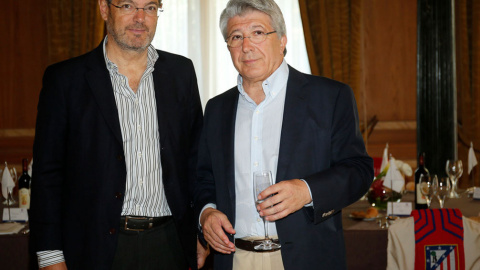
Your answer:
[111,218,189,270]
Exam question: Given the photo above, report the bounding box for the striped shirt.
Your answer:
[37,36,170,268]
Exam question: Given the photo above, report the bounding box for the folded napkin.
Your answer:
[1,162,15,199]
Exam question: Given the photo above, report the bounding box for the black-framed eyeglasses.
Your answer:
[225,30,277,48]
[109,2,164,17]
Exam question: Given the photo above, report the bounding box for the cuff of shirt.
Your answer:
[301,179,314,208]
[37,250,65,268]
[199,203,217,231]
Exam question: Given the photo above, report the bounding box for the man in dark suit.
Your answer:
[30,0,207,269]
[195,0,373,269]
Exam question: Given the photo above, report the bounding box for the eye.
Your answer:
[252,30,266,36]
[146,5,158,11]
[121,4,133,10]
[231,35,243,41]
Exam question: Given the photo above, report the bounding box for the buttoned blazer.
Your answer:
[195,66,374,270]
[30,43,203,269]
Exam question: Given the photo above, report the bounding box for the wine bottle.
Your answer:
[18,158,31,209]
[414,153,429,209]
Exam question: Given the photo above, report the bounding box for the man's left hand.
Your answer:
[257,179,312,221]
[196,238,210,269]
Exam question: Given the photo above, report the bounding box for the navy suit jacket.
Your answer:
[30,43,203,269]
[195,66,373,270]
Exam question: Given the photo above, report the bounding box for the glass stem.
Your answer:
[264,218,269,240]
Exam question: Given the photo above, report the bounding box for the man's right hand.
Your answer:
[200,208,236,254]
[40,262,67,270]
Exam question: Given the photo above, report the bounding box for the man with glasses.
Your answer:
[195,0,373,269]
[30,0,208,269]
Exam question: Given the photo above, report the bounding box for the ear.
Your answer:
[280,35,287,54]
[98,0,109,21]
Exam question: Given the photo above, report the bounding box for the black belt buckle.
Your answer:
[124,216,151,231]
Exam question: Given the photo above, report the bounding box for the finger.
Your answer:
[265,208,290,221]
[260,199,286,217]
[259,183,281,199]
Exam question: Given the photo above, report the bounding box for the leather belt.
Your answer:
[235,238,281,253]
[120,216,172,231]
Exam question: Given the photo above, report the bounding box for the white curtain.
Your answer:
[152,0,310,106]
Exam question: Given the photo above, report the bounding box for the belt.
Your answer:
[120,216,172,231]
[235,238,281,253]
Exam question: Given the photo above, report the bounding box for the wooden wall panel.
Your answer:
[0,1,47,165]
[361,0,417,122]
[361,0,418,166]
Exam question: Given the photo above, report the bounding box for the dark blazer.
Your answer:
[30,42,203,269]
[195,66,373,270]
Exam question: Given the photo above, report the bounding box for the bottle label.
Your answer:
[19,188,30,209]
[416,184,427,204]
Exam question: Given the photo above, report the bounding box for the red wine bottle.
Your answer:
[18,158,31,209]
[414,153,429,209]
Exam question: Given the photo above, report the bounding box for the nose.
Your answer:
[133,8,146,23]
[241,37,255,52]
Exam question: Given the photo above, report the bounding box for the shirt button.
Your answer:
[255,110,259,114]
[137,125,142,131]
[254,162,259,167]
[137,152,142,158]
[257,218,262,222]
[109,228,116,235]
[139,179,143,186]
[254,136,259,141]
[115,192,123,199]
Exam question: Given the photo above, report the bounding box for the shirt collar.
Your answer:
[237,59,289,100]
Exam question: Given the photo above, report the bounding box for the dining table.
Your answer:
[342,191,480,270]
[0,191,478,270]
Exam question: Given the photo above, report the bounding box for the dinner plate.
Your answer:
[349,214,381,221]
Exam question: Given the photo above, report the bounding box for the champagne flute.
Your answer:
[419,174,437,209]
[436,177,451,209]
[445,160,462,198]
[253,171,281,251]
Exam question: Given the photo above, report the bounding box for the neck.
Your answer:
[243,81,265,105]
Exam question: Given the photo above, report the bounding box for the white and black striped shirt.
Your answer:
[38,37,170,268]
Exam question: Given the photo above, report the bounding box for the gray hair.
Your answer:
[220,0,287,45]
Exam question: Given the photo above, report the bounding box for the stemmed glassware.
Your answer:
[419,174,437,209]
[435,177,451,209]
[253,171,281,251]
[445,160,462,198]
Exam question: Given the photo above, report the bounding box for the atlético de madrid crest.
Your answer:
[425,245,459,270]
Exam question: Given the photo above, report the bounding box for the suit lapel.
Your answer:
[152,53,173,149]
[276,66,309,182]
[221,88,240,213]
[85,44,123,145]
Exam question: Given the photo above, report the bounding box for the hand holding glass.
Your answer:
[253,171,281,251]
[419,174,437,209]
[445,160,462,198]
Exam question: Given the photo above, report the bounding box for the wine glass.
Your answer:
[435,177,451,209]
[419,174,437,208]
[253,171,281,251]
[445,160,462,198]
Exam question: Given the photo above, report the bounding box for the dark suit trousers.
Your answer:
[111,218,189,270]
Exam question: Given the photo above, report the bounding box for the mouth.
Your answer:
[242,59,258,65]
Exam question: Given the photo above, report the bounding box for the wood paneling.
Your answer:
[361,0,417,122]
[360,0,418,167]
[0,1,47,165]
